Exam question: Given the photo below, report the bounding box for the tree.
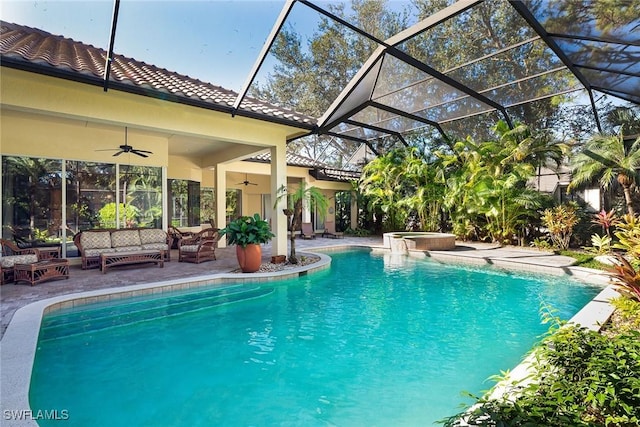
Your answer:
[569,132,640,215]
[275,182,329,264]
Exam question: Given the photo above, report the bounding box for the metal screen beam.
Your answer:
[232,0,296,115]
[103,0,120,92]
[344,119,409,147]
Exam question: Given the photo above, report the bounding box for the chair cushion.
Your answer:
[139,229,167,245]
[81,231,112,250]
[141,243,168,251]
[0,254,38,267]
[180,245,199,253]
[111,230,141,248]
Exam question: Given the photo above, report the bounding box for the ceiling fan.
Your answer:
[237,174,258,186]
[97,127,153,158]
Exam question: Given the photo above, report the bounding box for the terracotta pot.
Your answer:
[236,244,262,273]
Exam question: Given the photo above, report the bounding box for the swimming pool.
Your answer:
[30,249,602,426]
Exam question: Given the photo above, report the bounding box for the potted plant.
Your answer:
[219,213,274,273]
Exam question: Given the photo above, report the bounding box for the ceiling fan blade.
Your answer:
[113,151,124,157]
[131,151,149,158]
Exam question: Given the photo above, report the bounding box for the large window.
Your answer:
[66,161,116,232]
[2,156,63,246]
[2,156,163,257]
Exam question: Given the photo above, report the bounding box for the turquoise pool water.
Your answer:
[31,250,601,426]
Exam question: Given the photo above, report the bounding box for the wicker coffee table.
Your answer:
[14,259,70,286]
[100,250,164,273]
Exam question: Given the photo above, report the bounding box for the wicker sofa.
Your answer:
[74,228,173,270]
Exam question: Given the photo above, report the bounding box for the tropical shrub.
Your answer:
[218,213,274,247]
[585,234,612,255]
[441,324,640,426]
[592,209,617,238]
[541,204,579,250]
[613,214,640,264]
[610,255,640,302]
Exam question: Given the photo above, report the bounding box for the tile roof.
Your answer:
[0,21,315,129]
[246,152,360,182]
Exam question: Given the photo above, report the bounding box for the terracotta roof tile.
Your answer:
[0,21,315,128]
[246,152,360,182]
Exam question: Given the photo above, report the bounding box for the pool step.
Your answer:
[39,285,273,341]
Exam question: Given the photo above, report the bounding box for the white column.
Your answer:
[271,141,287,257]
[215,164,227,247]
[302,176,312,223]
[350,190,358,230]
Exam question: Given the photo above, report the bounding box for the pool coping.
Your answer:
[0,245,617,426]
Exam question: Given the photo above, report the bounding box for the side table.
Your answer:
[14,259,70,286]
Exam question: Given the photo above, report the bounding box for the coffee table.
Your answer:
[100,250,164,273]
[14,259,70,286]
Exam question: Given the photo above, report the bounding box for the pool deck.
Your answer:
[0,237,618,427]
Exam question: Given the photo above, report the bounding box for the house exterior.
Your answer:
[0,21,357,260]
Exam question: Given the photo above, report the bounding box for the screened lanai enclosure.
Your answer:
[4,0,637,163]
[240,0,639,159]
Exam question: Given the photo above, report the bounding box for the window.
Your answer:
[201,187,216,227]
[168,179,200,227]
[2,156,63,246]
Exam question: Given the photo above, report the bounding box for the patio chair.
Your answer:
[322,221,344,239]
[178,228,219,263]
[0,239,40,284]
[300,222,316,239]
[168,225,194,249]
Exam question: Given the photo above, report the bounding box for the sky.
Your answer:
[0,0,321,92]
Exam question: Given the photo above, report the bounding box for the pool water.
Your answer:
[31,250,601,426]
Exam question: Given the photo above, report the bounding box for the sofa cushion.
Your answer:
[141,243,169,251]
[81,231,112,250]
[0,254,38,268]
[111,230,141,248]
[114,246,144,252]
[84,248,117,257]
[139,229,167,245]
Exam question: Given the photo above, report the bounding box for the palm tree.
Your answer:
[569,132,640,215]
[275,181,328,264]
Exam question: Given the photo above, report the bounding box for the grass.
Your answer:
[559,250,611,271]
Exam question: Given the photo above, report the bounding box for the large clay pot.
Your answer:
[236,244,262,273]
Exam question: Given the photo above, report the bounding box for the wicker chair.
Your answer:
[168,226,194,249]
[178,228,219,263]
[0,239,40,284]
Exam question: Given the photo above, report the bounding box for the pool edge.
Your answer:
[0,245,616,426]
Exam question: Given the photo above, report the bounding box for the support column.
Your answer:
[215,164,227,247]
[302,177,312,223]
[271,141,287,257]
[350,191,358,230]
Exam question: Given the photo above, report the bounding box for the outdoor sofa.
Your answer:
[74,228,173,270]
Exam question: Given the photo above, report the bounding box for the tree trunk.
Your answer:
[622,183,635,216]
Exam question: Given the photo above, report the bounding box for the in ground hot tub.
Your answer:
[383,232,456,253]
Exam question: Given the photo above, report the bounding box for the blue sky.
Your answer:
[0,0,310,91]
